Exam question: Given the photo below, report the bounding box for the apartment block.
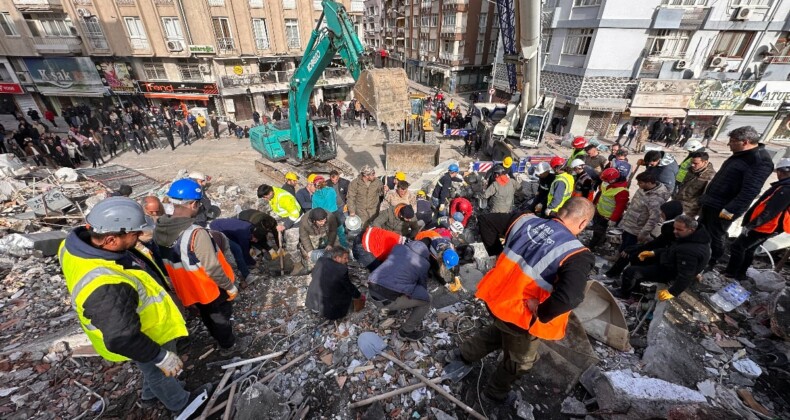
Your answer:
[525,0,790,141]
[363,0,497,94]
[0,0,365,122]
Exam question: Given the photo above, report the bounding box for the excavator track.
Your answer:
[254,158,355,185]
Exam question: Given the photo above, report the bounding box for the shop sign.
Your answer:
[95,61,137,95]
[576,98,629,112]
[189,45,216,54]
[22,57,104,96]
[742,81,790,111]
[136,81,219,95]
[0,82,23,94]
[631,79,699,109]
[773,114,790,142]
[688,80,756,111]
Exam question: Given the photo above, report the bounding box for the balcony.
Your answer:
[85,36,109,51]
[129,37,150,51]
[254,38,270,50]
[216,37,235,52]
[420,26,430,33]
[115,0,135,5]
[442,0,468,12]
[440,24,465,34]
[766,56,790,64]
[154,0,174,4]
[31,36,82,54]
[439,52,464,62]
[13,0,63,11]
[207,0,225,6]
[249,0,263,7]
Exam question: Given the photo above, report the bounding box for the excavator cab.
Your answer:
[312,118,337,161]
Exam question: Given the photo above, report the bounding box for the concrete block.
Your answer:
[642,300,708,387]
[581,367,707,420]
[23,231,68,257]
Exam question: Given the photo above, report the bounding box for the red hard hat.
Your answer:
[601,167,620,183]
[549,156,566,168]
[457,198,473,213]
[572,136,587,148]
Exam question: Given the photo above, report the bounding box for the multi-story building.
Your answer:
[489,0,790,142]
[364,0,497,94]
[0,0,364,122]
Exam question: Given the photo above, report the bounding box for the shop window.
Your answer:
[143,63,168,80]
[1,13,18,36]
[713,31,754,58]
[562,28,593,56]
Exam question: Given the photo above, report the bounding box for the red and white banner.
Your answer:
[0,83,23,94]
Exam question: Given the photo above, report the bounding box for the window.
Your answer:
[661,0,707,5]
[421,16,429,26]
[249,0,263,7]
[252,18,269,49]
[648,29,690,58]
[81,16,108,49]
[35,17,76,37]
[212,17,234,50]
[431,15,437,27]
[542,28,552,53]
[282,0,296,9]
[573,0,601,5]
[412,39,417,49]
[713,31,754,58]
[1,13,18,36]
[207,0,224,5]
[562,28,593,55]
[478,13,486,32]
[162,17,183,41]
[442,13,455,26]
[313,0,321,9]
[179,63,202,81]
[143,63,168,80]
[490,39,497,51]
[730,0,769,5]
[124,17,149,49]
[428,39,436,52]
[285,19,300,49]
[477,39,484,53]
[413,16,418,26]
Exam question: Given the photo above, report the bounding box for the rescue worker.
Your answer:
[59,197,211,415]
[642,150,679,192]
[448,198,596,406]
[256,184,301,228]
[530,162,554,214]
[383,180,417,209]
[347,165,384,228]
[675,140,705,187]
[449,196,473,227]
[546,156,574,217]
[352,226,407,271]
[614,215,711,300]
[415,190,434,228]
[432,163,464,213]
[154,179,246,356]
[420,235,460,284]
[188,171,217,226]
[588,168,630,250]
[238,209,280,252]
[306,248,364,320]
[583,144,607,174]
[282,172,299,196]
[673,151,716,218]
[484,165,516,213]
[372,202,422,238]
[569,158,599,200]
[381,171,407,193]
[295,176,317,214]
[567,136,587,168]
[723,158,790,281]
[328,170,351,206]
[209,217,262,282]
[296,208,340,272]
[368,240,432,341]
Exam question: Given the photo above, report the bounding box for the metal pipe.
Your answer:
[176,0,193,45]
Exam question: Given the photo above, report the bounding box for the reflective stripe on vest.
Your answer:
[547,172,574,213]
[59,239,187,362]
[750,187,790,234]
[676,157,691,183]
[476,214,586,340]
[362,227,405,260]
[596,184,628,219]
[161,225,235,307]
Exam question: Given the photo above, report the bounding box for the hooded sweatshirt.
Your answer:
[154,215,233,291]
[645,153,679,192]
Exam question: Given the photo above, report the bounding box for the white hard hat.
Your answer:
[450,221,464,235]
[345,215,362,232]
[684,140,703,152]
[570,159,586,168]
[777,157,790,171]
[534,162,551,175]
[188,171,207,181]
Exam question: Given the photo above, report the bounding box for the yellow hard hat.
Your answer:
[307,173,316,183]
[503,156,513,169]
[285,172,299,181]
[416,190,427,198]
[395,171,406,181]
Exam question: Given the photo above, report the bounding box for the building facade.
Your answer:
[363,0,497,94]
[489,0,790,142]
[0,0,364,122]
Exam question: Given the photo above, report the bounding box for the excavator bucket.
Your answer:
[536,312,599,393]
[574,280,631,351]
[353,68,411,130]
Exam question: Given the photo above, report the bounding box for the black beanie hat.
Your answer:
[399,205,415,219]
[660,200,684,221]
[310,208,328,222]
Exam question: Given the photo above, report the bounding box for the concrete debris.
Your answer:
[770,286,789,340]
[235,383,288,420]
[560,396,588,417]
[731,358,762,379]
[748,268,786,292]
[53,168,78,183]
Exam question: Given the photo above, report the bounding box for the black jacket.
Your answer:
[700,145,774,217]
[305,257,360,320]
[742,177,790,232]
[329,177,351,204]
[656,226,711,296]
[432,172,464,203]
[67,228,172,364]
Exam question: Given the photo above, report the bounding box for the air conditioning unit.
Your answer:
[76,8,92,18]
[166,40,184,52]
[16,72,31,83]
[198,64,211,74]
[734,6,753,20]
[709,55,727,68]
[674,59,689,70]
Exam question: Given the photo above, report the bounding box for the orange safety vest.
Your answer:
[750,187,790,234]
[161,225,235,307]
[476,214,587,340]
[362,227,406,261]
[415,229,442,241]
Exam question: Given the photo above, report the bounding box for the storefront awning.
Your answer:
[143,93,210,101]
[686,109,735,116]
[628,107,687,118]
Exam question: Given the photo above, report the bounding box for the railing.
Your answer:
[13,0,60,4]
[86,36,108,50]
[420,26,430,33]
[287,38,300,49]
[439,52,464,61]
[129,37,149,50]
[216,37,235,51]
[154,0,173,4]
[440,24,466,34]
[444,0,468,4]
[254,38,270,50]
[207,0,225,6]
[115,0,134,5]
[31,36,82,50]
[768,55,790,64]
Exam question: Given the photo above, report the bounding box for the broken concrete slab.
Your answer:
[535,313,599,393]
[234,383,288,420]
[770,286,789,340]
[26,190,74,216]
[581,367,707,420]
[747,268,786,293]
[0,231,70,257]
[561,396,587,417]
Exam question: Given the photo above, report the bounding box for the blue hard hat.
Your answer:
[168,178,203,200]
[448,163,459,172]
[453,212,464,222]
[442,249,459,269]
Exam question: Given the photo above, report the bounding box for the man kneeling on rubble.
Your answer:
[288,208,339,275]
[613,214,711,301]
[306,248,365,320]
[368,240,432,341]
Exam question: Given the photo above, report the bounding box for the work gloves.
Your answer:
[658,289,674,301]
[227,285,239,301]
[638,251,655,261]
[719,209,734,221]
[155,351,183,377]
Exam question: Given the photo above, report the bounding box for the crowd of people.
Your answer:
[54,115,788,415]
